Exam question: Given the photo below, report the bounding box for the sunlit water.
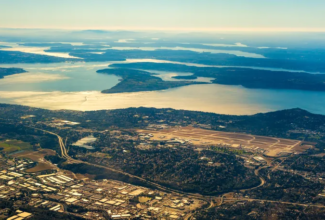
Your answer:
[0,62,120,92]
[119,59,321,74]
[0,43,81,59]
[0,60,324,115]
[72,135,97,150]
[139,69,214,83]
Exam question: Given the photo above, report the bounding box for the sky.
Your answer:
[0,0,324,32]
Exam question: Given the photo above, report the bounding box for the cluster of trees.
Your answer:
[52,160,156,189]
[84,148,260,195]
[113,62,325,91]
[0,51,72,64]
[244,169,324,204]
[283,155,325,173]
[97,68,203,93]
[0,199,84,220]
[1,104,325,143]
[0,123,59,152]
[44,43,325,73]
[211,145,250,155]
[0,67,26,79]
[196,201,325,220]
[1,104,325,156]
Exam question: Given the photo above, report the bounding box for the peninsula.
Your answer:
[110,62,325,91]
[97,68,206,93]
[0,67,27,79]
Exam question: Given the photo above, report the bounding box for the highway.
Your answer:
[28,127,71,160]
[30,127,208,198]
[29,126,325,219]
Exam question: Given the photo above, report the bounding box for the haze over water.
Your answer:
[0,61,325,115]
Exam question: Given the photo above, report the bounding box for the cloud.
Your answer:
[115,39,135,43]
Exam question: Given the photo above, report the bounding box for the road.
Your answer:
[34,127,216,220]
[29,127,71,160]
[30,127,210,198]
[241,166,266,192]
[29,126,325,219]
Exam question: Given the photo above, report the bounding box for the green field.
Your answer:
[139,196,152,203]
[0,140,33,153]
[89,152,112,159]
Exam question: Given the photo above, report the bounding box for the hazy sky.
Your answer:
[0,0,324,31]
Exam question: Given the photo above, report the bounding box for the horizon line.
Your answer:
[1,27,325,33]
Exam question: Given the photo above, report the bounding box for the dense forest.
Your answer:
[97,68,204,93]
[0,51,72,64]
[0,104,325,143]
[44,44,325,72]
[110,62,325,91]
[196,202,325,220]
[80,148,260,195]
[244,169,324,204]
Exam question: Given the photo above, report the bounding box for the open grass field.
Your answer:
[14,149,56,161]
[26,162,54,173]
[138,126,314,157]
[88,152,112,159]
[63,170,94,181]
[139,196,152,203]
[0,140,33,153]
[13,149,57,173]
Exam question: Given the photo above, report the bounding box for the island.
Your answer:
[0,51,74,64]
[45,45,325,73]
[0,67,27,79]
[110,62,325,91]
[97,68,206,93]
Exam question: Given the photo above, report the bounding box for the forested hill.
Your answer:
[221,108,325,137]
[0,104,324,144]
[110,62,325,91]
[97,68,205,93]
